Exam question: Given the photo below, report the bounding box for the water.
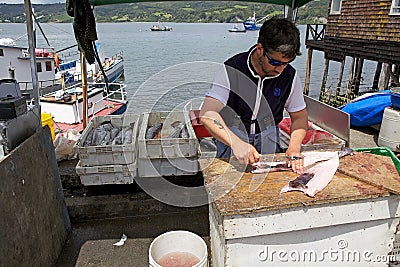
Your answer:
[0,22,377,113]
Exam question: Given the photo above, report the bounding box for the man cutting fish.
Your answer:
[200,17,308,173]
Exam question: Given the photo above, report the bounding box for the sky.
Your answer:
[1,0,65,3]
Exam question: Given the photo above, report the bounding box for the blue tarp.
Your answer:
[339,91,392,127]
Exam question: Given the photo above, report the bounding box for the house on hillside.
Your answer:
[304,0,400,106]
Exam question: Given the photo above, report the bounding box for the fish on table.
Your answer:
[248,148,354,197]
[280,148,354,197]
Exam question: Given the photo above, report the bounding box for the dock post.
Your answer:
[304,48,313,96]
[353,57,364,97]
[336,58,345,105]
[372,62,382,90]
[345,57,356,99]
[319,59,330,102]
[379,63,391,90]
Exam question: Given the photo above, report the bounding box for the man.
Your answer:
[199,17,308,173]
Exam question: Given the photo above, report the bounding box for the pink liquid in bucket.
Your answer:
[157,252,200,267]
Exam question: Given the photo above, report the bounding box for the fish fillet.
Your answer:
[280,152,342,197]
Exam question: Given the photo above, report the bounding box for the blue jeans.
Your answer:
[216,125,282,158]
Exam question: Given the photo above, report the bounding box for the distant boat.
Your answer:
[228,24,246,33]
[243,11,268,31]
[150,24,172,31]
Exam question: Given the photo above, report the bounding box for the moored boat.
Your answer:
[228,24,247,33]
[0,38,124,98]
[150,24,172,31]
[243,11,268,31]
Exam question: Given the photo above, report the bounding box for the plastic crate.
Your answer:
[354,147,400,175]
[137,157,199,177]
[75,114,139,166]
[75,160,136,185]
[189,110,212,138]
[138,111,198,159]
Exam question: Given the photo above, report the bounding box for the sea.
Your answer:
[0,22,377,114]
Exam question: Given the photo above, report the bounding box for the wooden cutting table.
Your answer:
[200,152,400,266]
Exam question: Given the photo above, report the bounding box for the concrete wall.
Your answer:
[0,127,70,266]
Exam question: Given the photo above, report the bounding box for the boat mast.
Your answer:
[80,52,88,129]
[24,0,40,110]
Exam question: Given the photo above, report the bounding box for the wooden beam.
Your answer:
[345,57,355,98]
[387,64,400,87]
[372,62,382,90]
[319,58,329,102]
[303,48,313,96]
[353,57,364,96]
[336,58,345,97]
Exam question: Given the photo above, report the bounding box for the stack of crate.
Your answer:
[74,114,140,186]
[137,111,199,177]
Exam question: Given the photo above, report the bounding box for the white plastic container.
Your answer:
[138,111,198,159]
[137,111,199,177]
[75,160,136,186]
[75,114,139,166]
[149,230,208,267]
[378,106,400,152]
[137,156,199,177]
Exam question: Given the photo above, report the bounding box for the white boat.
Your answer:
[39,81,127,133]
[150,23,172,31]
[0,38,124,98]
[228,24,247,33]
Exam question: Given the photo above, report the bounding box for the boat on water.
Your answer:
[243,11,268,31]
[0,38,125,98]
[150,24,172,31]
[228,24,247,33]
[40,81,127,134]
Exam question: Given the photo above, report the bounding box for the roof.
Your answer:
[89,0,314,9]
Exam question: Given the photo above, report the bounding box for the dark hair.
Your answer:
[257,17,301,59]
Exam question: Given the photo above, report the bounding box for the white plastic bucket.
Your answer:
[378,106,400,152]
[149,230,208,267]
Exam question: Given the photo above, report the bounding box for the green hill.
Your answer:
[0,1,329,24]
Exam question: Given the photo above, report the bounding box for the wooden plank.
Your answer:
[200,154,389,216]
[338,152,400,194]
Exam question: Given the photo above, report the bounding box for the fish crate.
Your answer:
[137,111,199,177]
[76,160,136,186]
[138,111,198,159]
[279,120,345,151]
[354,147,400,175]
[137,157,199,177]
[75,114,139,167]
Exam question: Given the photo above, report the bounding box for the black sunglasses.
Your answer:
[264,51,295,67]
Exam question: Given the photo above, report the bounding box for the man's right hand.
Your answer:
[231,140,260,165]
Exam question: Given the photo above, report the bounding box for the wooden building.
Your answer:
[304,0,400,106]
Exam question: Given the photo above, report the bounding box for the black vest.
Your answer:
[223,47,295,134]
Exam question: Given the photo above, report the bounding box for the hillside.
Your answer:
[0,0,329,24]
